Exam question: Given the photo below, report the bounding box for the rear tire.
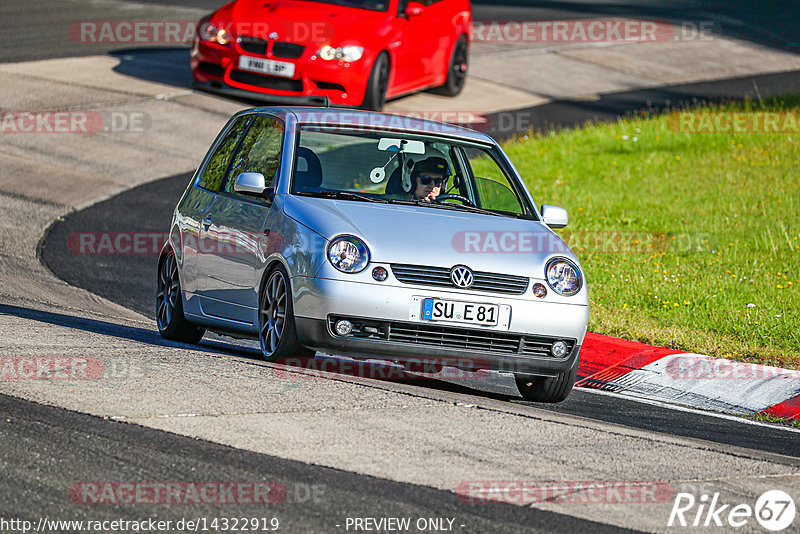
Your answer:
[430,35,468,96]
[258,264,315,362]
[361,52,389,111]
[156,251,205,343]
[515,357,578,403]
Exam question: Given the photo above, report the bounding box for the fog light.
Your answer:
[372,266,388,281]
[532,283,547,298]
[551,341,568,357]
[335,320,353,336]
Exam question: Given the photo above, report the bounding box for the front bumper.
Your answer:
[191,41,371,106]
[292,276,588,376]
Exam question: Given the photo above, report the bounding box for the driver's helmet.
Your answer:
[411,156,451,179]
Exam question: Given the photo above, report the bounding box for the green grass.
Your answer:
[747,412,800,428]
[503,96,800,368]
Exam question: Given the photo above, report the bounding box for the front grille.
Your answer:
[272,42,305,59]
[328,316,574,358]
[198,62,225,77]
[229,70,303,92]
[238,36,268,55]
[391,264,529,294]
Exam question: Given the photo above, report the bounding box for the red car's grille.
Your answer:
[238,36,268,55]
[229,70,303,92]
[272,42,305,59]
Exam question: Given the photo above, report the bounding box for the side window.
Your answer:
[463,147,526,215]
[225,116,284,195]
[197,115,251,192]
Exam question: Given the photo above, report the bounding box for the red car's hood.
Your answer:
[226,0,389,45]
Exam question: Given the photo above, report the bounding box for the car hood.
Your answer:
[228,0,388,45]
[282,195,579,276]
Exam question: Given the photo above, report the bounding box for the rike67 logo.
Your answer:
[668,490,795,531]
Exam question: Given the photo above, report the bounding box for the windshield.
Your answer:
[291,127,537,220]
[304,0,389,11]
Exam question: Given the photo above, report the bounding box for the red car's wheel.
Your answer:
[361,52,389,111]
[431,35,468,97]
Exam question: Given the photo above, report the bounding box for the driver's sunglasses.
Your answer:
[418,175,443,187]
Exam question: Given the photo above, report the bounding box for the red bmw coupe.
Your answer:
[190,0,471,110]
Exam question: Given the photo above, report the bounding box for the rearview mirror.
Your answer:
[541,204,568,229]
[378,138,425,154]
[234,172,274,202]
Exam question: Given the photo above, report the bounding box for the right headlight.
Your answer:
[545,257,582,296]
[327,235,370,273]
[317,45,364,62]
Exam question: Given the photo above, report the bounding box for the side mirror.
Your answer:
[541,204,569,229]
[404,1,425,17]
[234,172,274,202]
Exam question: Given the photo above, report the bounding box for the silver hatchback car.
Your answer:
[157,107,588,402]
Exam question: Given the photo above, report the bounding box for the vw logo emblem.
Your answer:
[269,32,279,39]
[450,265,474,289]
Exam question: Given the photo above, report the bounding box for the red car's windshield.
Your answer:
[306,0,389,11]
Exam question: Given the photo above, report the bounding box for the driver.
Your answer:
[410,157,450,202]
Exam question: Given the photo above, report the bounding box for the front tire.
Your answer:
[430,35,468,96]
[361,52,389,111]
[515,357,578,403]
[259,265,315,362]
[156,251,205,343]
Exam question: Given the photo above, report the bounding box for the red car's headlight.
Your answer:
[317,45,364,62]
[199,22,231,45]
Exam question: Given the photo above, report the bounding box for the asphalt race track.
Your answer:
[2,394,626,533]
[5,1,800,532]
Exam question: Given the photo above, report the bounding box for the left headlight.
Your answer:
[545,257,582,296]
[327,236,370,273]
[199,22,231,45]
[317,45,364,62]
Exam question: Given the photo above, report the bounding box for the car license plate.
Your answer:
[238,55,295,78]
[421,298,499,326]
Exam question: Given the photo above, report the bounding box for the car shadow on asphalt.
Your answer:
[110,47,195,88]
[0,302,516,400]
[0,302,256,359]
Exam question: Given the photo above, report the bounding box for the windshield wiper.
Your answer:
[298,191,389,203]
[431,202,499,217]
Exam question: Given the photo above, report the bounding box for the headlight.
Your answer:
[317,45,364,62]
[545,258,582,296]
[327,236,370,273]
[199,22,231,45]
[215,28,232,45]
